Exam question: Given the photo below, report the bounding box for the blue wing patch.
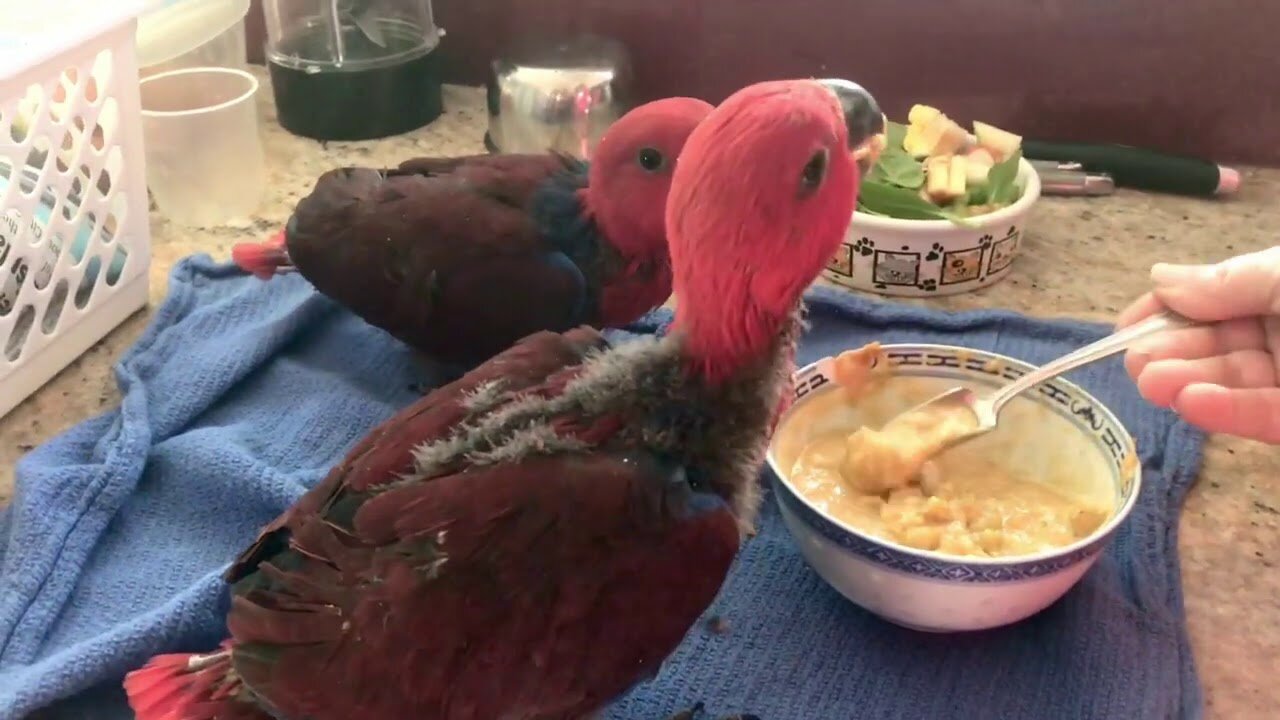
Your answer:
[530,167,603,324]
[542,250,589,327]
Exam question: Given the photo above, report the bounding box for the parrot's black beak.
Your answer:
[818,78,885,176]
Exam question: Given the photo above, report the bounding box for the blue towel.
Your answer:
[0,255,1204,720]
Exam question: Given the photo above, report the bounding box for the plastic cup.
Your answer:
[139,66,265,227]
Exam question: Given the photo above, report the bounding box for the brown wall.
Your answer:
[246,0,1279,166]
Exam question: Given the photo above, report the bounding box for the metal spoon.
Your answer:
[890,310,1198,459]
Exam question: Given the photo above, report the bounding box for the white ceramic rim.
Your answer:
[139,66,260,118]
[766,342,1143,567]
[851,157,1042,230]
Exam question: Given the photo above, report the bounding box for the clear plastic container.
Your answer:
[139,67,265,227]
[263,0,444,140]
[139,15,248,78]
[136,0,251,75]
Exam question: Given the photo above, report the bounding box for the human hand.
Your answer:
[1118,246,1280,443]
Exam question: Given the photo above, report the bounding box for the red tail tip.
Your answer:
[125,643,265,720]
[232,230,290,280]
[124,654,195,720]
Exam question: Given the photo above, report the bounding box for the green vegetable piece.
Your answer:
[966,182,990,206]
[857,179,974,227]
[865,120,924,188]
[877,152,925,189]
[885,120,909,153]
[858,181,939,220]
[866,161,890,185]
[986,147,1023,205]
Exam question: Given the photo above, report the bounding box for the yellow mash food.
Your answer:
[832,342,886,401]
[840,402,979,494]
[783,345,1111,558]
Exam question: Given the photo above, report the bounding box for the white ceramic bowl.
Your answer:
[824,158,1041,297]
[766,343,1141,633]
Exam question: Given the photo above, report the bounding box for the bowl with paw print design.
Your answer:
[824,159,1041,298]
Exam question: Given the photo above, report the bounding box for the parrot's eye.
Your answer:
[799,149,829,194]
[637,147,665,172]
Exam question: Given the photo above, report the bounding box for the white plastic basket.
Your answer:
[0,1,152,420]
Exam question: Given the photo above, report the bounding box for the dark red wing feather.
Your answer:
[393,152,581,208]
[225,326,608,585]
[284,153,592,364]
[225,450,739,720]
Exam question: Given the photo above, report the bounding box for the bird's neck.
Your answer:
[579,188,665,270]
[598,262,672,327]
[579,188,673,325]
[672,284,805,387]
[663,295,803,535]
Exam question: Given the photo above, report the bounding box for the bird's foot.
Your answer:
[665,702,761,720]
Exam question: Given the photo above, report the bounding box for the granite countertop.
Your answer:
[1,67,1276,717]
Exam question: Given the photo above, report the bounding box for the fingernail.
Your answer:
[1150,262,1205,286]
[1125,351,1152,384]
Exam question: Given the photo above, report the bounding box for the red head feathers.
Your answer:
[583,96,714,325]
[585,96,714,261]
[667,79,881,381]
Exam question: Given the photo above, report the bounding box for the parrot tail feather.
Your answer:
[231,230,294,280]
[124,641,271,720]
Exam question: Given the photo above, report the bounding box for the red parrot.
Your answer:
[124,78,881,720]
[230,97,713,367]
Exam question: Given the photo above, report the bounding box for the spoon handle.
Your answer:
[988,310,1198,415]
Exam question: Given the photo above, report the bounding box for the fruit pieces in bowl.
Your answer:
[858,104,1026,224]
